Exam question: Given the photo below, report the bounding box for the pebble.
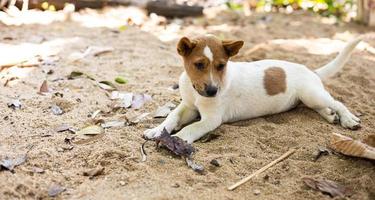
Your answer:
[254,189,261,195]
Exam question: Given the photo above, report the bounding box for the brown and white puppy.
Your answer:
[145,35,361,143]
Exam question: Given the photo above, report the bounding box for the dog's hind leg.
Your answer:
[299,84,360,130]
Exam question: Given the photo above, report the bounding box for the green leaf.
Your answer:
[115,76,127,84]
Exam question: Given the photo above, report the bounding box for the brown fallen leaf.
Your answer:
[302,177,353,198]
[330,133,375,160]
[83,167,104,177]
[48,184,65,197]
[38,80,51,94]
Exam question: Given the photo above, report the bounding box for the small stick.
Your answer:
[228,148,296,191]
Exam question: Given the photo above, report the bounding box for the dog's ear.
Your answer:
[177,37,196,56]
[222,40,244,57]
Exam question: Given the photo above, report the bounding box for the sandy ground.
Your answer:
[0,7,374,200]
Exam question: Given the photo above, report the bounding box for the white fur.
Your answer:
[204,46,213,61]
[144,38,361,143]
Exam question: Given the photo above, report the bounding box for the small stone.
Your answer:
[119,181,126,186]
[210,159,220,167]
[171,183,180,188]
[254,189,261,195]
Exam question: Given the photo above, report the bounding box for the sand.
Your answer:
[0,7,374,200]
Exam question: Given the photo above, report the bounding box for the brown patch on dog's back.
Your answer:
[264,67,286,95]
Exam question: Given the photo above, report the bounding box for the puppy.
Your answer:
[144,35,361,143]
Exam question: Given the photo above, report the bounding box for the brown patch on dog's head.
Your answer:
[263,67,287,95]
[177,35,244,97]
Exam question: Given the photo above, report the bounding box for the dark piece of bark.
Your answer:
[146,1,203,18]
[155,128,195,157]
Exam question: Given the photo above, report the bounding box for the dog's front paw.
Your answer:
[143,127,164,140]
[340,113,361,130]
[174,131,194,144]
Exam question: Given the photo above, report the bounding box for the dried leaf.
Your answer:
[7,99,21,110]
[88,46,114,57]
[101,121,125,128]
[153,102,176,118]
[302,177,353,198]
[155,128,195,157]
[74,133,104,145]
[127,112,149,124]
[39,80,51,94]
[0,154,27,171]
[67,71,94,80]
[83,167,104,177]
[51,105,64,115]
[90,110,101,119]
[76,125,104,136]
[55,124,75,133]
[67,71,83,79]
[330,133,375,160]
[132,94,152,109]
[48,184,65,197]
[68,46,113,61]
[111,91,133,108]
[32,167,45,173]
[98,81,117,91]
[115,76,127,84]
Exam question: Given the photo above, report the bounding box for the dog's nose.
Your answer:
[205,85,218,97]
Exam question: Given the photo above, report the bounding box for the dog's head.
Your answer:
[177,35,243,98]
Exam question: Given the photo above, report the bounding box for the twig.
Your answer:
[228,148,296,191]
[140,140,148,162]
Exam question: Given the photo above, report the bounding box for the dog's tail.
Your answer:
[315,37,361,81]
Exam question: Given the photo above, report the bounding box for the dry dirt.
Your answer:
[0,7,374,200]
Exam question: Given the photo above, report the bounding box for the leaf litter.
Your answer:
[48,184,65,197]
[98,81,117,91]
[0,154,27,171]
[110,91,152,110]
[38,80,51,94]
[302,177,353,198]
[153,102,176,118]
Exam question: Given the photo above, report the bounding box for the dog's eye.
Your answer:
[195,62,204,70]
[217,63,225,71]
